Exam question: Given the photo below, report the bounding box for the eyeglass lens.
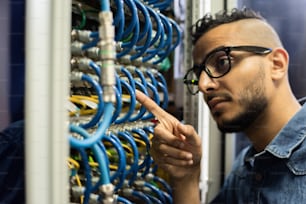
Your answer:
[205,50,231,78]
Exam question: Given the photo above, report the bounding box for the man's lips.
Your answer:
[207,97,229,110]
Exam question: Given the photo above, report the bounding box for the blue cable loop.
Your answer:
[114,79,136,124]
[113,0,124,41]
[79,74,104,129]
[158,81,169,109]
[111,86,122,123]
[145,70,158,87]
[145,6,162,47]
[128,80,148,122]
[154,14,173,64]
[132,190,152,204]
[122,0,137,39]
[146,194,163,204]
[153,176,172,196]
[103,134,127,191]
[77,148,92,204]
[117,131,139,185]
[142,82,160,120]
[121,66,136,90]
[156,71,168,109]
[152,0,172,10]
[69,125,111,185]
[117,196,133,204]
[144,182,166,204]
[134,0,150,42]
[130,0,152,60]
[111,74,123,122]
[69,102,114,148]
[89,61,101,78]
[131,129,151,172]
[168,18,182,53]
[162,191,173,204]
[117,0,140,58]
[135,68,147,88]
[142,9,166,62]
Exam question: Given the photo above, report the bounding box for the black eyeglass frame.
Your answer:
[183,45,272,95]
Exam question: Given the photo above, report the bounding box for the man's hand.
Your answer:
[135,90,202,179]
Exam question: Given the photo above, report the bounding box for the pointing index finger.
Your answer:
[135,90,172,121]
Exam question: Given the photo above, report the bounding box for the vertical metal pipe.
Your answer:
[25,0,71,203]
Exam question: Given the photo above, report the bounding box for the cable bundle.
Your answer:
[69,0,181,203]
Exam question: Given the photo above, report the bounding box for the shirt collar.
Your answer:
[265,103,306,158]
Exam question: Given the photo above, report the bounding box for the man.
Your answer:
[0,120,25,203]
[136,8,306,203]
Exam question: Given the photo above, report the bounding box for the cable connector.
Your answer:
[98,11,116,103]
[99,183,115,204]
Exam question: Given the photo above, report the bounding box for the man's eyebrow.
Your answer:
[194,45,226,65]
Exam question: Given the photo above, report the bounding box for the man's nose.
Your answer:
[198,71,219,94]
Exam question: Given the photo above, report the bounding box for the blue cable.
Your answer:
[153,176,172,196]
[156,71,168,109]
[146,6,162,47]
[152,0,172,10]
[103,134,126,191]
[144,182,166,204]
[114,79,136,124]
[121,66,136,90]
[69,102,114,148]
[142,82,160,120]
[162,191,173,204]
[131,128,151,174]
[132,190,152,204]
[146,194,163,204]
[168,18,182,53]
[69,125,111,185]
[82,38,99,50]
[146,70,158,87]
[117,0,140,58]
[89,61,101,78]
[90,31,99,38]
[158,81,169,110]
[128,80,148,122]
[154,14,173,64]
[117,131,139,185]
[111,86,122,123]
[134,0,151,42]
[135,68,147,88]
[142,7,165,62]
[100,0,110,11]
[80,74,104,129]
[77,148,92,204]
[117,196,132,204]
[130,0,152,60]
[122,0,137,39]
[113,0,124,41]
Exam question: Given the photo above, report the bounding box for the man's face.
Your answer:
[193,21,270,132]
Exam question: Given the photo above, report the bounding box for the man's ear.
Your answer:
[269,47,289,80]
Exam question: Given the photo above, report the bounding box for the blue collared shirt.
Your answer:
[210,104,306,204]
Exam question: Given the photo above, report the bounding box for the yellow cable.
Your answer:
[67,158,80,169]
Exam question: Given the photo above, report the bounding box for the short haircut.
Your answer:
[191,8,266,44]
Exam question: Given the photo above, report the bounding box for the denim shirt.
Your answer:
[210,104,306,204]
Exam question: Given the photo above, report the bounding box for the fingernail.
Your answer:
[185,153,192,159]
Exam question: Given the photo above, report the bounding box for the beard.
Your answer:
[216,66,268,133]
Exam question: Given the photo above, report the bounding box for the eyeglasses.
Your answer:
[184,45,272,95]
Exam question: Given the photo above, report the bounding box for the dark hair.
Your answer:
[191,8,266,44]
